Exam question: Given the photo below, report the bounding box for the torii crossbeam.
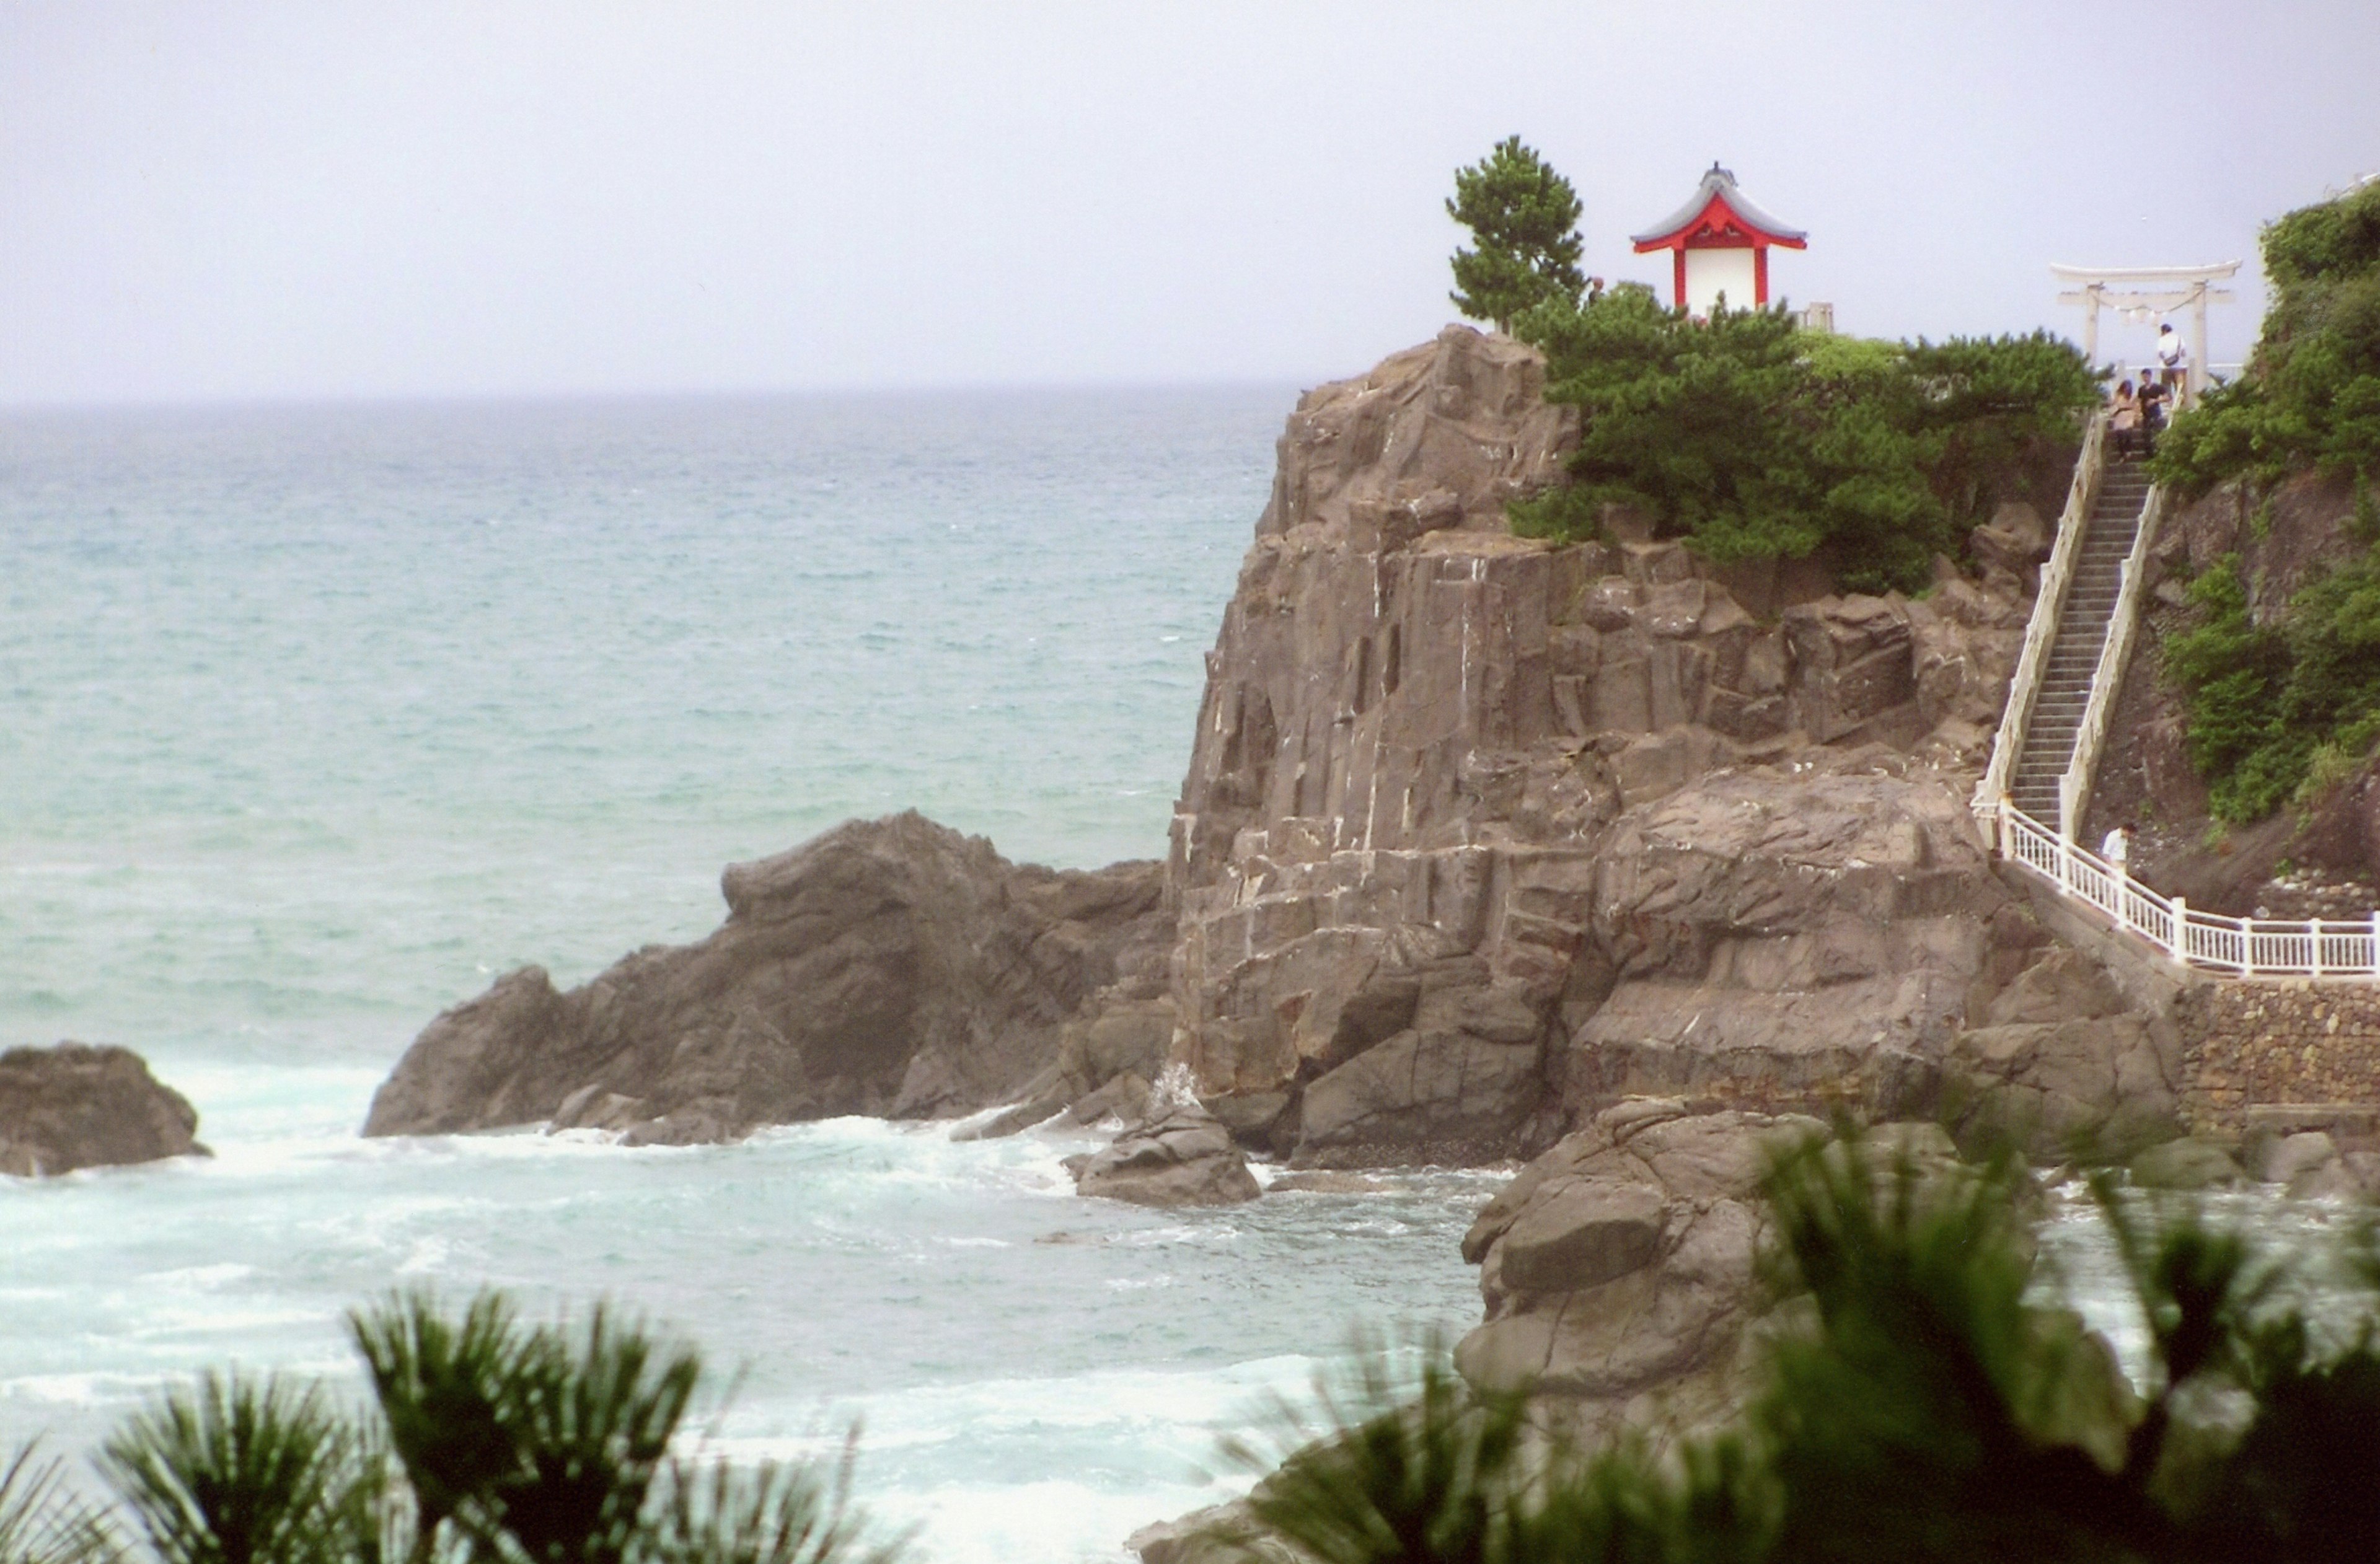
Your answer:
[2052,261,2242,405]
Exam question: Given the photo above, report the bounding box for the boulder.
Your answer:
[2130,1136,2244,1190]
[364,812,1168,1141]
[2247,1128,2362,1198]
[0,1043,206,1177]
[1069,1105,1261,1208]
[1947,948,2182,1157]
[1455,1102,1822,1446]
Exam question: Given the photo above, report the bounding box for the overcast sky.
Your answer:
[5,0,2376,406]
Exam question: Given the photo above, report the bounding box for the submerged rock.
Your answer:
[0,1042,206,1177]
[364,812,1168,1142]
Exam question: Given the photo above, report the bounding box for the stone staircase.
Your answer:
[2006,457,2153,828]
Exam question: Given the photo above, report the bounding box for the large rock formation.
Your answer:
[0,1043,206,1177]
[369,327,2171,1171]
[364,812,1167,1141]
[1161,325,2124,1167]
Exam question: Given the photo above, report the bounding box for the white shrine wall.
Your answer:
[1683,247,1759,317]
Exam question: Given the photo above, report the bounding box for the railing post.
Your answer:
[2244,916,2257,978]
[2371,909,2380,975]
[2313,917,2325,978]
[2172,894,2188,964]
[1998,793,2011,859]
[2056,826,2073,895]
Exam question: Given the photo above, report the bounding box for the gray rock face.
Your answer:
[1069,1105,1261,1207]
[1455,1102,1823,1446]
[0,1043,205,1177]
[1161,327,2091,1170]
[364,812,1168,1141]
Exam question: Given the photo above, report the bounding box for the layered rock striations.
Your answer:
[1165,325,2130,1167]
[364,812,1167,1142]
[0,1042,206,1177]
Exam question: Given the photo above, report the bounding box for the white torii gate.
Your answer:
[2052,260,2242,405]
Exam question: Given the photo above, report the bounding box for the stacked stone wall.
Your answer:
[2179,981,2380,1133]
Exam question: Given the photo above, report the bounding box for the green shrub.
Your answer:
[2167,549,2380,821]
[2155,178,2380,494]
[1510,289,2096,595]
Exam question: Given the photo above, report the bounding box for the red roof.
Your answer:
[1631,164,1807,253]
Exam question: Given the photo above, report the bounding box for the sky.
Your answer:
[4,0,2378,406]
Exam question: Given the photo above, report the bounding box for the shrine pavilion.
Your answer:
[1632,164,1806,315]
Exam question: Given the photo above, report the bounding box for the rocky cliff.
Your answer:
[1161,325,2143,1168]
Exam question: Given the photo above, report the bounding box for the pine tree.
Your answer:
[1445,136,1585,335]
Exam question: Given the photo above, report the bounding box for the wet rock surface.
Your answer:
[364,812,1168,1141]
[1067,1104,1261,1208]
[0,1042,206,1177]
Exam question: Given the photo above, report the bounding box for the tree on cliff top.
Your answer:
[1447,137,1585,335]
[1507,285,2096,594]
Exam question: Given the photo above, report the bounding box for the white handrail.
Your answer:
[2058,481,2166,836]
[1995,797,2380,979]
[1975,411,2109,846]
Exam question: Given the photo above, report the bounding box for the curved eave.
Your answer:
[1631,190,1806,252]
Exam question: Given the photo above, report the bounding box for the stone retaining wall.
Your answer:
[2179,981,2380,1133]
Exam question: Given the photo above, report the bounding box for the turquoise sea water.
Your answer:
[0,389,1501,1562]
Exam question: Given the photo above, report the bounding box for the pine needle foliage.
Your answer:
[73,1292,896,1564]
[97,1374,377,1564]
[351,1292,698,1564]
[1447,138,1585,335]
[0,1443,118,1564]
[1201,1130,2380,1564]
[2161,545,2380,822]
[1507,289,2096,594]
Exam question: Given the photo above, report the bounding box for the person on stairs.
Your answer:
[2157,322,2190,405]
[2110,379,2143,458]
[2138,376,2169,451]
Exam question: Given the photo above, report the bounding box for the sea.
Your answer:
[0,387,1507,1562]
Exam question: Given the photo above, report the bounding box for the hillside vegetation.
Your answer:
[2156,180,2380,822]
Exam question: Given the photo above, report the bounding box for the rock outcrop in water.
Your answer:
[0,1042,206,1177]
[1067,1101,1261,1207]
[363,812,1168,1141]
